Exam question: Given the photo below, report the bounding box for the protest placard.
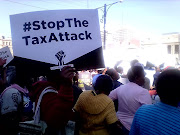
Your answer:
[10,9,104,70]
[0,46,13,67]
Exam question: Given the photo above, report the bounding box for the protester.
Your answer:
[152,66,161,87]
[105,68,123,90]
[130,69,180,135]
[73,71,83,105]
[105,68,123,111]
[74,75,122,135]
[29,66,75,134]
[6,66,16,86]
[131,59,151,90]
[90,69,98,79]
[0,60,34,135]
[109,66,152,135]
[0,58,7,93]
[78,70,92,86]
[114,60,123,75]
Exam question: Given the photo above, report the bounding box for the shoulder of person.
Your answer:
[2,87,22,95]
[136,104,154,114]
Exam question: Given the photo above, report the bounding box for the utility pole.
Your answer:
[103,4,107,50]
[97,0,123,50]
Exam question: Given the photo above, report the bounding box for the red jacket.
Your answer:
[29,81,73,129]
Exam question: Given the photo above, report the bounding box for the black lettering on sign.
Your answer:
[65,18,73,27]
[30,19,90,32]
[82,20,88,27]
[40,36,47,43]
[41,20,47,29]
[22,31,92,46]
[33,21,40,30]
[74,18,81,27]
[0,51,7,56]
[85,31,92,39]
[48,21,56,29]
[65,32,70,41]
[32,37,39,45]
[57,21,65,30]
[59,33,64,41]
[71,33,77,40]
[79,33,84,40]
[49,33,58,42]
[22,36,30,45]
[2,55,9,59]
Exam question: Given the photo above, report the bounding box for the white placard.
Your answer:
[10,9,102,65]
[0,46,14,67]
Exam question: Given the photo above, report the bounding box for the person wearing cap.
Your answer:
[109,66,152,135]
[130,69,180,135]
[73,75,122,135]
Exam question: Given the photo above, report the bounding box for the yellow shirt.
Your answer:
[74,90,118,135]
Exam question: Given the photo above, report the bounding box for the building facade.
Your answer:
[162,33,180,59]
[0,35,13,53]
[141,33,180,67]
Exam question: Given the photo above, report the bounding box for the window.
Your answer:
[175,45,179,54]
[167,45,171,54]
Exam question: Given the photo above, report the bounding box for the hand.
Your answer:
[0,58,6,67]
[60,66,76,85]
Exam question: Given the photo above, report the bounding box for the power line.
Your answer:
[2,0,48,10]
[38,0,70,6]
[2,0,117,10]
[38,0,87,9]
[64,0,87,7]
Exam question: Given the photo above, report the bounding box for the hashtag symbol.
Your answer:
[23,22,31,32]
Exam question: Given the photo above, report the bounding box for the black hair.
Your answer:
[156,69,180,106]
[105,68,119,81]
[93,75,113,95]
[116,66,123,74]
[14,66,35,89]
[130,59,139,67]
[127,66,144,82]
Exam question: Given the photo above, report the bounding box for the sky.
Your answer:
[1,0,180,37]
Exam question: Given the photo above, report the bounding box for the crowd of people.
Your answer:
[0,57,179,135]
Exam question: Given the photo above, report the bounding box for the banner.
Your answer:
[0,46,13,67]
[10,9,104,70]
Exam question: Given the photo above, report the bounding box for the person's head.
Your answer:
[130,59,139,67]
[105,68,120,81]
[46,69,63,84]
[156,69,180,106]
[155,66,161,72]
[14,67,35,90]
[127,66,145,86]
[93,75,113,95]
[116,66,123,74]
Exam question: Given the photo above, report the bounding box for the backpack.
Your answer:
[0,84,33,119]
[18,86,58,135]
[0,84,34,134]
[19,86,75,135]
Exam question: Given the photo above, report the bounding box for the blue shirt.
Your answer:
[130,102,180,135]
